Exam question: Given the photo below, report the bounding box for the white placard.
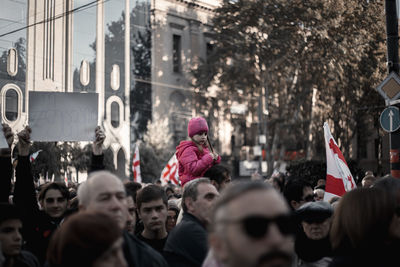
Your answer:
[29,92,98,141]
[0,123,8,148]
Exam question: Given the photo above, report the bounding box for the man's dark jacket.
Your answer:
[123,231,169,267]
[163,212,208,267]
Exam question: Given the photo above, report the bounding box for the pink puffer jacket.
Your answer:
[176,140,221,187]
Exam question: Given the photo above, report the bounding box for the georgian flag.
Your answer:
[323,122,356,202]
[132,144,141,183]
[160,154,180,186]
[30,150,42,162]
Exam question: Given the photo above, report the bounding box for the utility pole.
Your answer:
[385,0,400,177]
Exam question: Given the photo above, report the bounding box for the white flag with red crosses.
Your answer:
[160,153,180,186]
[132,144,141,183]
[323,122,356,202]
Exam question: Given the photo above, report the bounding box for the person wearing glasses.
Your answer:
[294,201,333,267]
[208,181,295,267]
[283,177,314,210]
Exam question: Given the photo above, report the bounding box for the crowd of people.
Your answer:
[1,117,400,267]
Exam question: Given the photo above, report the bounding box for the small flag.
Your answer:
[132,144,141,183]
[30,150,42,162]
[64,172,68,186]
[323,122,356,202]
[160,154,180,186]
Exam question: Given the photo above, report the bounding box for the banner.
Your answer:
[323,122,356,201]
[160,154,180,186]
[132,144,141,183]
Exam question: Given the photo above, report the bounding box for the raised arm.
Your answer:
[0,124,14,202]
[89,126,106,173]
[13,126,38,211]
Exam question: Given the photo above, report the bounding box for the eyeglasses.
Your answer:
[301,194,315,202]
[220,214,295,239]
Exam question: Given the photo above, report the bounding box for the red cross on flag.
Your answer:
[132,144,141,183]
[323,122,356,202]
[160,154,180,186]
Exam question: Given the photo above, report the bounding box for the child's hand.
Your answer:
[210,152,218,161]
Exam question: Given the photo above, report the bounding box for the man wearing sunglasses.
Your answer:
[209,181,295,267]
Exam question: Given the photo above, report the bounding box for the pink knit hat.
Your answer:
[188,117,209,137]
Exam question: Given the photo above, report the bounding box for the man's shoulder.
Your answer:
[123,232,168,267]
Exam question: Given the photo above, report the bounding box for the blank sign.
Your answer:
[29,92,98,141]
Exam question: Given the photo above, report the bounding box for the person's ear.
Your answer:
[185,197,195,213]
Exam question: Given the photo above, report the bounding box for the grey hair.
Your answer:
[182,178,211,212]
[77,171,123,207]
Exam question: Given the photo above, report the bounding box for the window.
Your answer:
[111,101,120,128]
[173,34,181,73]
[5,89,18,121]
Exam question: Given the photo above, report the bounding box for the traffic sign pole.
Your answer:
[386,0,400,177]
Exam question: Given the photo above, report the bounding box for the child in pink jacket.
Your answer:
[176,117,221,186]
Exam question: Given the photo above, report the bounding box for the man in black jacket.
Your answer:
[164,178,219,267]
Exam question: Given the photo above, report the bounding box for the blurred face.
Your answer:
[125,196,136,234]
[166,209,178,232]
[292,186,314,210]
[42,189,68,218]
[187,183,219,225]
[192,132,207,146]
[0,219,23,257]
[212,189,295,267]
[313,189,325,202]
[93,237,127,267]
[82,176,127,230]
[301,218,331,240]
[139,199,168,233]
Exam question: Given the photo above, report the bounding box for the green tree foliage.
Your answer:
[286,159,364,186]
[192,0,386,171]
[31,142,115,182]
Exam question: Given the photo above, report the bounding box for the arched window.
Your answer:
[5,89,18,121]
[111,101,120,128]
[116,148,126,178]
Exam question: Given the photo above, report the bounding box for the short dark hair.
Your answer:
[0,203,22,224]
[136,185,167,211]
[203,164,231,185]
[283,177,312,208]
[124,181,142,202]
[38,182,70,201]
[181,178,210,213]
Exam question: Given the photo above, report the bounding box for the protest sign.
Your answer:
[29,92,98,141]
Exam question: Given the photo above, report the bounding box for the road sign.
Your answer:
[380,106,400,133]
[375,72,400,103]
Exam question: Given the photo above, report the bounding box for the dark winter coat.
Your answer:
[163,212,209,267]
[123,231,169,267]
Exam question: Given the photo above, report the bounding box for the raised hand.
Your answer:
[17,126,32,156]
[92,126,105,155]
[2,123,14,148]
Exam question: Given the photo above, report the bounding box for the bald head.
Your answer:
[77,171,127,229]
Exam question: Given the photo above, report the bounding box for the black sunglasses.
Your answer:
[221,214,295,239]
